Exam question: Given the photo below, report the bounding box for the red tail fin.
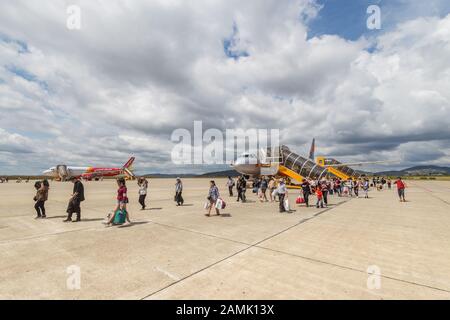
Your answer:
[123,157,135,169]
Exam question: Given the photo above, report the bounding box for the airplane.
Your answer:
[43,157,136,181]
[231,139,395,182]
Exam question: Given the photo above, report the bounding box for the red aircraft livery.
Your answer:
[43,157,136,181]
[82,157,136,180]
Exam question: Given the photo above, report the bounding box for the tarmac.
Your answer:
[0,178,449,300]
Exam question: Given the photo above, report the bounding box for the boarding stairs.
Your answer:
[56,165,69,181]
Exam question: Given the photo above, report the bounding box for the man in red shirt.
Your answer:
[394,177,406,202]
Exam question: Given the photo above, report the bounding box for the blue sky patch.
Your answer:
[6,64,49,91]
[223,23,250,60]
[307,0,450,41]
[0,33,30,53]
[307,0,383,40]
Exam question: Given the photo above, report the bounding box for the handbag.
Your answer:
[113,209,127,225]
[215,198,223,209]
[296,196,305,204]
[284,198,290,211]
[271,189,278,198]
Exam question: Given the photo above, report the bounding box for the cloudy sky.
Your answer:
[0,0,449,175]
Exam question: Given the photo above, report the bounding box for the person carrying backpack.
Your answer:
[105,178,131,226]
[64,177,85,222]
[33,181,47,219]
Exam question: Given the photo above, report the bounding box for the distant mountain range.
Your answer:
[142,165,450,178]
[375,165,450,176]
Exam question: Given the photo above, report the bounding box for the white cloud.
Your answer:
[0,0,449,174]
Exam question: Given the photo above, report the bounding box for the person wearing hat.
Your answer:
[64,176,85,222]
[174,178,184,206]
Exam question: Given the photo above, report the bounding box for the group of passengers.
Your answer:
[30,173,407,223]
[224,174,407,213]
[371,176,392,191]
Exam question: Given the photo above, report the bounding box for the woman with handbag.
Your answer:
[206,180,220,217]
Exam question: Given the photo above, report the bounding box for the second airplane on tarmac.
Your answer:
[43,157,135,181]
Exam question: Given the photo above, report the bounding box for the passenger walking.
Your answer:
[327,179,333,195]
[321,181,329,207]
[252,178,260,194]
[115,178,129,212]
[174,178,184,206]
[226,176,235,196]
[268,178,276,202]
[346,178,353,197]
[301,179,312,207]
[64,177,85,222]
[315,185,324,208]
[394,177,407,202]
[137,177,148,210]
[259,176,268,202]
[33,181,46,219]
[236,176,247,202]
[354,179,361,198]
[387,179,392,189]
[334,178,342,197]
[206,180,220,217]
[106,178,131,226]
[277,179,288,213]
[363,178,370,198]
[41,179,49,216]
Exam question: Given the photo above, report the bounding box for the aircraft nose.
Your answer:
[42,169,52,176]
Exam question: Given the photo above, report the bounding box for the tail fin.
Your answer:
[308,138,315,160]
[123,157,135,169]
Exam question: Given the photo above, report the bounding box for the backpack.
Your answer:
[113,209,127,225]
